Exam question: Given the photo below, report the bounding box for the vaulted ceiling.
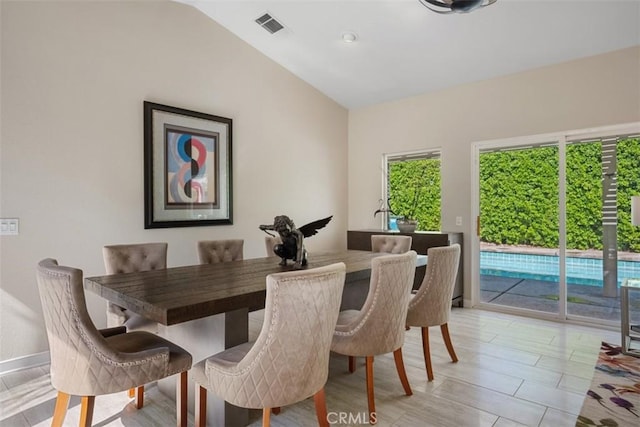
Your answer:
[177,0,640,109]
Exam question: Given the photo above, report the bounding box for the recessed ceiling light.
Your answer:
[341,32,358,43]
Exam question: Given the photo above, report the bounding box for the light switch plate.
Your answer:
[0,218,19,235]
[455,216,462,226]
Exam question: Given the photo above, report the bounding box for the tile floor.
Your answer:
[0,308,620,426]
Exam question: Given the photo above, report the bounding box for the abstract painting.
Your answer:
[144,102,232,228]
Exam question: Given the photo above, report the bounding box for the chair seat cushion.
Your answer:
[208,341,255,368]
[191,341,255,387]
[106,331,192,376]
[335,309,361,328]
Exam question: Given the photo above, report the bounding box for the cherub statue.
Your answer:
[259,215,332,269]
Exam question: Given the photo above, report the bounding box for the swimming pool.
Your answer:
[480,251,640,286]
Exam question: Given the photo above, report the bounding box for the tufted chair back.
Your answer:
[407,244,460,327]
[38,258,121,395]
[197,239,244,264]
[192,263,346,426]
[371,235,412,254]
[264,235,282,258]
[36,258,192,426]
[103,242,167,274]
[406,244,461,382]
[332,250,417,356]
[103,242,167,330]
[330,251,417,422]
[37,258,185,395]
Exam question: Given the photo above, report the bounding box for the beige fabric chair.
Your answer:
[371,234,412,254]
[264,235,282,258]
[36,258,192,427]
[191,263,346,427]
[103,242,168,333]
[197,239,244,264]
[406,244,461,381]
[331,251,417,424]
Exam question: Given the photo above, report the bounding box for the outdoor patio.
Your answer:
[480,274,640,323]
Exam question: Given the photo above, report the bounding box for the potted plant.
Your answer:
[392,181,422,233]
[387,158,432,233]
[396,217,418,233]
[395,200,419,233]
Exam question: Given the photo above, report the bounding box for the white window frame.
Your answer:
[382,148,442,231]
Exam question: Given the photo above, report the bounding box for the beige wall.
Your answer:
[348,46,640,305]
[2,0,638,364]
[0,1,348,361]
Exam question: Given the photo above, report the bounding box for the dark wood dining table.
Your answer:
[85,249,381,327]
[84,249,396,427]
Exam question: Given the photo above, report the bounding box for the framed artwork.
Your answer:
[143,101,232,228]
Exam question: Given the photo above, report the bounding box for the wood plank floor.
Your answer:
[0,308,620,426]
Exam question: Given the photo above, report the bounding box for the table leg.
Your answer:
[158,308,249,427]
[340,278,370,310]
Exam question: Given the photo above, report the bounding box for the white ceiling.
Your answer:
[177,0,640,109]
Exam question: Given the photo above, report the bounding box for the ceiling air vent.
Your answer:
[255,13,284,34]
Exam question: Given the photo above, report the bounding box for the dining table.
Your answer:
[84,249,425,427]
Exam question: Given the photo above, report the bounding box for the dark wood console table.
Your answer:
[347,229,463,306]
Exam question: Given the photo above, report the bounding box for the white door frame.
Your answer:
[470,122,640,323]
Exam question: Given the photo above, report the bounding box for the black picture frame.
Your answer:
[143,101,232,229]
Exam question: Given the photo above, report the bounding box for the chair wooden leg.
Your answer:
[79,396,95,427]
[128,388,135,398]
[393,348,412,396]
[441,323,459,363]
[271,407,281,414]
[135,385,144,409]
[313,388,329,427]
[365,356,376,425]
[51,391,70,427]
[262,407,271,427]
[421,326,434,381]
[195,385,207,427]
[348,355,356,373]
[177,371,188,427]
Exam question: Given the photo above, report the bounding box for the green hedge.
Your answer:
[616,139,640,251]
[387,139,639,252]
[388,159,441,231]
[479,138,640,252]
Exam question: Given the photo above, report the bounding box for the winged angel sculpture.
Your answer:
[259,215,332,269]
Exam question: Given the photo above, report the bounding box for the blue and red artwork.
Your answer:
[166,128,217,206]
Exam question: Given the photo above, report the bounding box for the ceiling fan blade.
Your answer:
[419,0,496,14]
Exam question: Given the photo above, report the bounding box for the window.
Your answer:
[384,150,441,231]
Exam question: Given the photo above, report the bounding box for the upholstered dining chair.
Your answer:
[197,239,244,264]
[264,235,282,258]
[371,234,412,254]
[191,262,346,427]
[331,251,417,424]
[36,258,192,427]
[406,244,461,382]
[103,242,168,333]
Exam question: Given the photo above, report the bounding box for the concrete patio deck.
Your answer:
[480,274,640,323]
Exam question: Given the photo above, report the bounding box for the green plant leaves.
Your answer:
[388,159,441,231]
[478,138,640,251]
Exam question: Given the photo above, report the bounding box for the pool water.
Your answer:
[480,251,640,286]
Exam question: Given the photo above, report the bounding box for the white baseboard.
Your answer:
[0,351,50,376]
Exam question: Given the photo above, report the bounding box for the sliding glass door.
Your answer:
[565,137,640,321]
[473,124,640,324]
[478,142,560,315]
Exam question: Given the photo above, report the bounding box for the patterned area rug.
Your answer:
[576,342,640,427]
